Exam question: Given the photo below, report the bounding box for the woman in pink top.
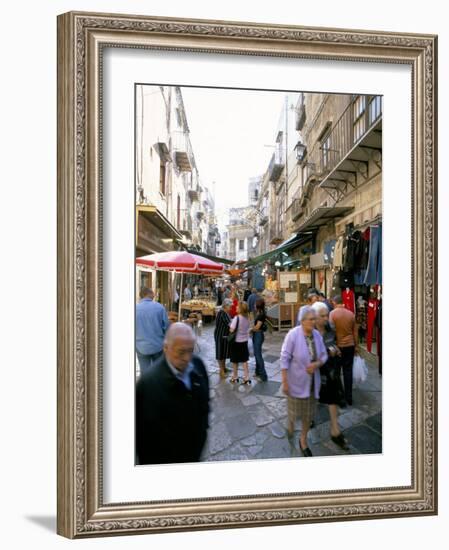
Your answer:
[229,302,251,385]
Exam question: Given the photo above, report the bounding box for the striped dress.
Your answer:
[214,309,231,360]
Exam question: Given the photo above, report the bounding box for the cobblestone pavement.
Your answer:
[196,322,382,462]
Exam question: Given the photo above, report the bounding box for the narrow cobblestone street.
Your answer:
[196,322,382,461]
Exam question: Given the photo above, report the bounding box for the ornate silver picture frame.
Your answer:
[57,11,437,538]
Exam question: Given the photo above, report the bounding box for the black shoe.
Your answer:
[310,420,315,429]
[331,433,350,451]
[299,443,313,457]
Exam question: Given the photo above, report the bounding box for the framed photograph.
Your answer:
[57,11,437,538]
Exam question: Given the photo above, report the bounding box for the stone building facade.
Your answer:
[135,85,218,305]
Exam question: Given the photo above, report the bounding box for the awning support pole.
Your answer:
[178,272,184,321]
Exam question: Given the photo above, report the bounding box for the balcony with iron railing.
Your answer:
[291,198,304,222]
[172,131,194,172]
[259,210,269,226]
[302,95,382,188]
[269,223,284,245]
[268,146,285,182]
[184,173,200,202]
[178,211,193,239]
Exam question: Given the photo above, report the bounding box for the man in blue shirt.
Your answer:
[136,287,169,374]
[247,288,259,317]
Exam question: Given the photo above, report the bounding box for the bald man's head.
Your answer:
[164,322,196,372]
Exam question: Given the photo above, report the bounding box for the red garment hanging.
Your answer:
[366,298,379,353]
[342,288,355,313]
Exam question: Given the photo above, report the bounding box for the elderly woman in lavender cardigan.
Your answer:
[281,306,328,457]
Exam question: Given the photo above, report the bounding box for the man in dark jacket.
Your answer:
[136,322,210,465]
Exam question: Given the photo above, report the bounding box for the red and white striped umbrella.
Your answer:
[136,251,224,321]
[136,251,224,274]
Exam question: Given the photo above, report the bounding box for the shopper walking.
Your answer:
[312,302,349,450]
[281,306,327,456]
[251,298,268,381]
[135,287,169,374]
[229,302,251,385]
[136,323,210,464]
[329,295,358,406]
[214,298,233,379]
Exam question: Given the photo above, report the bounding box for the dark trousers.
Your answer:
[252,332,267,380]
[339,346,355,405]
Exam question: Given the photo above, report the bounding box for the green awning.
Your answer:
[186,248,234,266]
[245,233,313,267]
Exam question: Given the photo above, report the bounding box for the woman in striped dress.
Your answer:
[214,299,233,379]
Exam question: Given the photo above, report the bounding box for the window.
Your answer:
[369,95,382,125]
[239,239,245,251]
[353,95,366,142]
[277,198,284,236]
[159,161,166,195]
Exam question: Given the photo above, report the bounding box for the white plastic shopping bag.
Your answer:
[248,337,254,357]
[353,355,368,385]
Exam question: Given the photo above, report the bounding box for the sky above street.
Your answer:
[180,86,298,230]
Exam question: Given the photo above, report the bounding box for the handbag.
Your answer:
[226,315,239,344]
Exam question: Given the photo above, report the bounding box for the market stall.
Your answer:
[265,268,313,331]
[181,299,217,323]
[136,251,225,321]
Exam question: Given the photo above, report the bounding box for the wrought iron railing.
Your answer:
[172,131,195,170]
[303,95,382,178]
[268,146,285,182]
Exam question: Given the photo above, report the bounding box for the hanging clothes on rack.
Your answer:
[356,296,367,342]
[375,298,382,374]
[359,227,371,269]
[338,270,355,289]
[333,236,344,269]
[343,232,358,271]
[352,230,365,270]
[354,269,367,285]
[366,297,379,353]
[363,225,380,286]
[376,223,382,285]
